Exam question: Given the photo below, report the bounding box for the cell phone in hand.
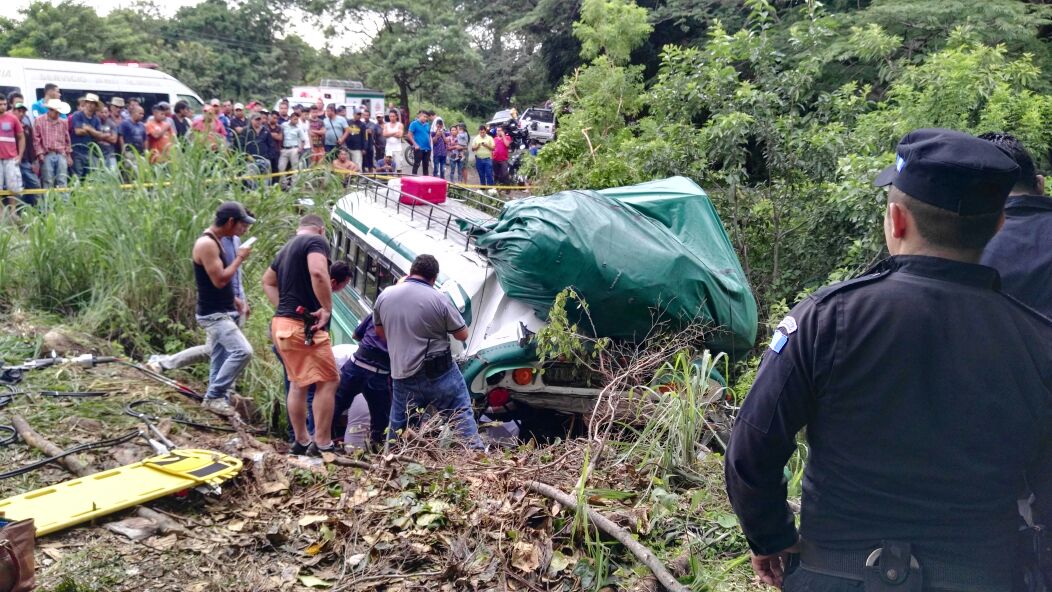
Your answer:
[241,237,257,249]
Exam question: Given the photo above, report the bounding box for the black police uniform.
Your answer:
[981,194,1052,319]
[724,129,1052,592]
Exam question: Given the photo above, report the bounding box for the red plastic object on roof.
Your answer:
[400,177,448,205]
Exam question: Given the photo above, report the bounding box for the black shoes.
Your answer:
[307,442,342,456]
[289,441,344,456]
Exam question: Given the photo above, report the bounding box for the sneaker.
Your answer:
[289,441,310,456]
[202,397,234,416]
[307,442,338,457]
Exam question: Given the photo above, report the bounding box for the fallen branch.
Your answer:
[524,480,688,592]
[329,456,372,470]
[11,414,184,534]
[12,414,90,475]
[334,569,445,591]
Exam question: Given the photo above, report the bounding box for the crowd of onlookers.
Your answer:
[0,82,529,216]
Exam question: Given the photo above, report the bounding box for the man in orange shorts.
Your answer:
[262,214,340,456]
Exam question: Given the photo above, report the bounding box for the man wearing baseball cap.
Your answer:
[70,93,106,179]
[229,103,247,138]
[193,201,256,415]
[726,128,1052,591]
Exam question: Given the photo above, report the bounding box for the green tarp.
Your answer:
[473,176,758,357]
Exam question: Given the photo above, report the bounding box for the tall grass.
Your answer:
[618,349,729,483]
[1,139,349,420]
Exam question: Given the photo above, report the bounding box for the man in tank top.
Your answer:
[193,201,256,415]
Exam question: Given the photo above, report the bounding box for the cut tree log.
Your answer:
[10,414,184,534]
[524,480,688,592]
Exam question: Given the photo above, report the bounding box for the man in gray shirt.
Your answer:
[374,254,482,448]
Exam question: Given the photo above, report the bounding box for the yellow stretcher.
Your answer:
[0,449,243,536]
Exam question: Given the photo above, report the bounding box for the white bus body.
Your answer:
[329,177,605,421]
[0,57,203,112]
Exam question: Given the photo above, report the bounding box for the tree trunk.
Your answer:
[398,79,410,119]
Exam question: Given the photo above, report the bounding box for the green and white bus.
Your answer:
[329,176,606,425]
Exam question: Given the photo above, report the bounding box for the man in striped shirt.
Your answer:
[32,99,72,189]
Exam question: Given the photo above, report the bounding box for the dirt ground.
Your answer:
[0,318,754,592]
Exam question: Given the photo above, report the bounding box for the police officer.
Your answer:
[978,132,1052,318]
[724,128,1052,591]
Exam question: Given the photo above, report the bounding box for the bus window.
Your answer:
[355,252,371,294]
[363,259,379,303]
[346,242,359,281]
[377,265,397,295]
[178,94,203,111]
[331,229,343,260]
[0,86,20,101]
[131,92,170,113]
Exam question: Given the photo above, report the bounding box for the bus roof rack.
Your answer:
[348,174,509,251]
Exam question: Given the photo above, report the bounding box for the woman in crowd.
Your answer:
[431,117,449,180]
[382,110,404,172]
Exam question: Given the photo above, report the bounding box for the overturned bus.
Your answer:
[328,175,756,426]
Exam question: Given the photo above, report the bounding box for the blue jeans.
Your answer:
[475,157,494,186]
[72,150,95,179]
[449,158,464,182]
[198,313,253,401]
[19,161,39,206]
[41,153,68,189]
[389,364,482,448]
[433,154,446,179]
[335,361,392,445]
[273,344,316,441]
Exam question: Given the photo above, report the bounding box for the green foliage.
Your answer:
[1,0,346,102]
[573,0,653,65]
[537,1,1052,328]
[356,0,476,112]
[535,56,646,190]
[535,288,610,367]
[620,350,729,480]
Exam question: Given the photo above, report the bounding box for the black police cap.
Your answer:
[874,128,1020,215]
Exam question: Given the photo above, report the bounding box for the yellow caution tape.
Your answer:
[0,167,530,197]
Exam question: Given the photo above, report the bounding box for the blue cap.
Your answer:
[874,128,1020,215]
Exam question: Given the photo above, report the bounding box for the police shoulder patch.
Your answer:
[768,331,789,353]
[776,316,798,335]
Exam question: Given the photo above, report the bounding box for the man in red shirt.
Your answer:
[0,95,26,215]
[145,103,175,163]
[191,106,226,151]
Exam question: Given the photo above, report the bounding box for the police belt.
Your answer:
[799,540,1010,591]
[351,356,389,376]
